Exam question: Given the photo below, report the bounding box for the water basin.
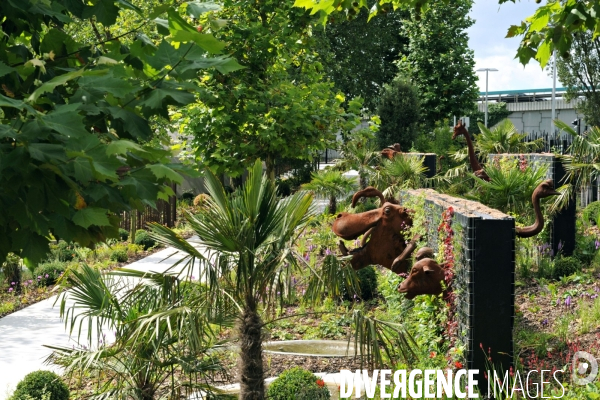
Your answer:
[263,340,356,357]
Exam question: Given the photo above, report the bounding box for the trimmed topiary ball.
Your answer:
[552,256,582,279]
[267,367,330,400]
[118,228,129,242]
[35,262,66,287]
[134,229,156,250]
[110,249,128,263]
[11,370,69,400]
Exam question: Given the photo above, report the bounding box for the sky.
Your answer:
[467,0,557,93]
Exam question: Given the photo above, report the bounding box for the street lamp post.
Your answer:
[477,68,498,128]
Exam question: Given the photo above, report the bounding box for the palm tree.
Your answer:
[333,137,379,190]
[371,154,429,198]
[552,120,600,211]
[302,169,357,214]
[452,119,543,167]
[147,160,313,400]
[146,160,417,398]
[49,264,231,399]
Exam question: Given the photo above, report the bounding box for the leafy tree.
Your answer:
[556,31,600,128]
[316,5,409,111]
[376,77,421,150]
[186,0,347,180]
[396,0,479,125]
[0,1,240,266]
[295,0,598,67]
[302,169,357,214]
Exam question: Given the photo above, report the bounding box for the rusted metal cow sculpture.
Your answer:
[332,186,419,274]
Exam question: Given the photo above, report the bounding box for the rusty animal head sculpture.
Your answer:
[452,120,490,182]
[381,143,402,160]
[516,179,560,238]
[332,186,416,273]
[397,257,446,300]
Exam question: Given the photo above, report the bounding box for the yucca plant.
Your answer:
[146,160,417,399]
[302,169,356,214]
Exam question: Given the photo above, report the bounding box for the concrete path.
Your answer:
[0,240,205,399]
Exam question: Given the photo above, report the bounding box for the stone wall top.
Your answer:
[403,189,513,220]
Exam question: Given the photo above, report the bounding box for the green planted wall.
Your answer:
[400,189,515,391]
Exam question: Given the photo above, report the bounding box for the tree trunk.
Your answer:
[328,195,337,215]
[238,302,265,400]
[265,156,276,182]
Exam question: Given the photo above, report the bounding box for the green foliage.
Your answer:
[118,228,129,242]
[267,367,330,400]
[376,78,421,150]
[552,256,582,279]
[11,370,69,400]
[133,229,156,250]
[372,154,429,194]
[573,234,598,266]
[396,0,479,124]
[35,262,67,287]
[333,130,380,190]
[50,241,76,262]
[469,158,548,216]
[316,4,408,112]
[110,249,128,263]
[276,179,292,197]
[0,0,236,266]
[296,0,593,68]
[1,253,21,290]
[182,0,348,179]
[348,266,377,301]
[53,264,228,399]
[583,201,600,225]
[302,169,357,214]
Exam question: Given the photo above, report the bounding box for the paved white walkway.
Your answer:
[0,240,205,399]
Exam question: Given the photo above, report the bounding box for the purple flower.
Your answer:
[10,282,15,286]
[8,288,13,293]
[592,294,599,300]
[556,298,560,306]
[23,282,28,287]
[37,276,41,280]
[541,318,548,326]
[325,248,332,256]
[28,280,32,284]
[191,276,196,281]
[45,274,49,279]
[558,241,563,251]
[596,240,600,250]
[565,296,572,307]
[304,253,310,261]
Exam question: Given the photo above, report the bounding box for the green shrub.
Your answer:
[343,266,378,301]
[134,229,156,250]
[552,256,582,279]
[11,370,69,400]
[110,249,128,263]
[276,179,292,197]
[118,228,129,242]
[2,253,21,289]
[573,235,597,266]
[267,367,330,400]
[583,201,600,225]
[36,262,66,287]
[50,241,76,262]
[181,191,195,201]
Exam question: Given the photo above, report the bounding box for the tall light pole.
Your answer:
[477,68,498,127]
